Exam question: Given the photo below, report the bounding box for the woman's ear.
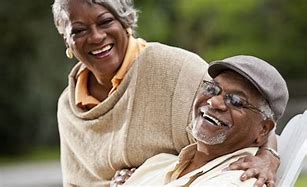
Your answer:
[61,34,69,48]
[255,119,275,145]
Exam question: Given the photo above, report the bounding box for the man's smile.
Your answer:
[199,106,232,128]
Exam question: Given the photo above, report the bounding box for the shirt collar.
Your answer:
[165,144,258,184]
[74,36,147,109]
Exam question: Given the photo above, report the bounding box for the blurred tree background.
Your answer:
[0,0,306,156]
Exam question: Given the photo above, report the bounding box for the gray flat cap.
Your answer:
[208,55,288,121]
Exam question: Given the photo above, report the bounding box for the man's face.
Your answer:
[192,71,265,152]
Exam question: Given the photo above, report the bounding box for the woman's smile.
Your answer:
[89,44,113,58]
[90,44,112,55]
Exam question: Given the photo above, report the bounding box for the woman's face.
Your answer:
[64,0,129,80]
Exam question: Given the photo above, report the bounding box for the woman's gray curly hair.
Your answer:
[52,0,138,36]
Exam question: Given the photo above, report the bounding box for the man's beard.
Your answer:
[191,118,227,145]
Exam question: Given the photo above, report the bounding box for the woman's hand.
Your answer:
[227,149,280,187]
[110,168,136,186]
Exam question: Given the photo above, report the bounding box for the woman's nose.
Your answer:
[209,95,228,111]
[88,27,106,44]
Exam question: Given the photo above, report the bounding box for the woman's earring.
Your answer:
[66,48,74,59]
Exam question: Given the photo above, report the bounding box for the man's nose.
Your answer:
[209,95,228,111]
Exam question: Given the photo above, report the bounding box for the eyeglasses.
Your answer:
[201,80,267,117]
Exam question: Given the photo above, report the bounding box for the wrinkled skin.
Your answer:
[228,148,280,187]
[192,71,279,187]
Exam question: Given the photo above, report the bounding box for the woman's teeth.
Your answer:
[91,45,112,55]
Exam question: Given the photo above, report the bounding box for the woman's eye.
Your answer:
[71,28,86,36]
[99,18,114,26]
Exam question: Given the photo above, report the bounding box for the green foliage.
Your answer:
[137,0,307,79]
[0,146,60,165]
[135,0,175,43]
[0,0,73,155]
[296,174,307,187]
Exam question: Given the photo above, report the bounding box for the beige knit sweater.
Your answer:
[57,43,209,186]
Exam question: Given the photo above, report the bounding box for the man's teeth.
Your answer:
[91,45,112,55]
[203,113,223,127]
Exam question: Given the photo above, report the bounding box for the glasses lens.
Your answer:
[225,94,245,108]
[203,81,220,96]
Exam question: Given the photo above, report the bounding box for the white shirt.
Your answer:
[123,144,260,187]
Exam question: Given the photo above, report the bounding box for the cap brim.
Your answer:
[208,62,239,78]
[208,61,265,101]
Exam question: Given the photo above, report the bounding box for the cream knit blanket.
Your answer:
[57,43,209,186]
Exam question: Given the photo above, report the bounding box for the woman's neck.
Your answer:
[88,72,112,102]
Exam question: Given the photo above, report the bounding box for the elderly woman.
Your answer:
[52,0,279,186]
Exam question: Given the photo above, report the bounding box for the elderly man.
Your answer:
[121,55,288,186]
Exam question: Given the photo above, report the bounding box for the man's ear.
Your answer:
[255,119,275,145]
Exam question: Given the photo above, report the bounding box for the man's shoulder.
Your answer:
[143,153,178,166]
[123,153,178,186]
[191,147,260,186]
[194,169,265,187]
[195,170,258,187]
[133,153,178,175]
